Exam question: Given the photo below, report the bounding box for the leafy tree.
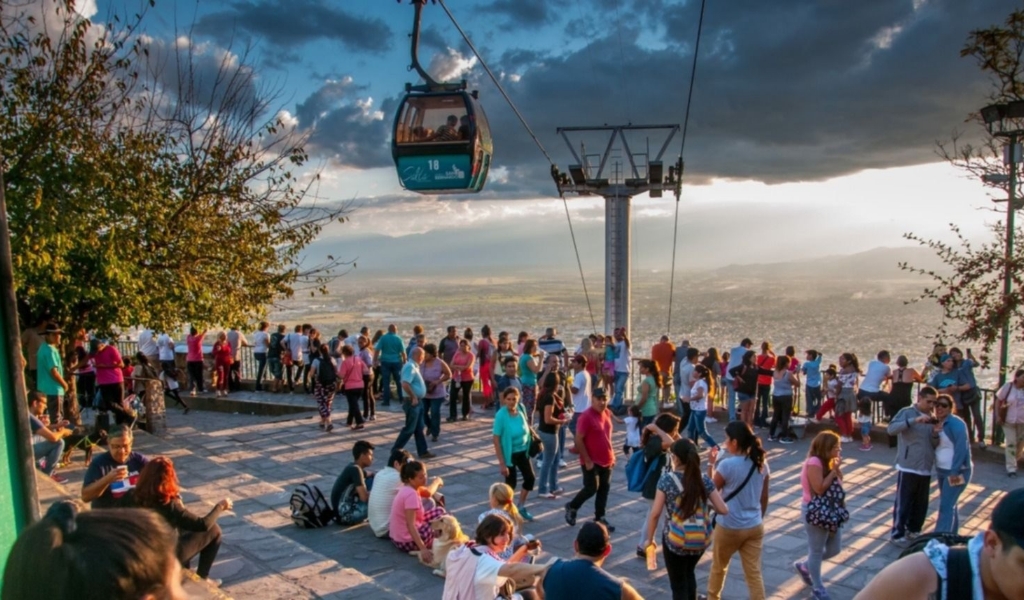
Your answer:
[900,5,1024,373]
[0,0,349,343]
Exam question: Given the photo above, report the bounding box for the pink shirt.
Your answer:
[388,485,423,544]
[338,356,366,390]
[186,334,204,362]
[800,456,823,504]
[451,350,474,382]
[93,345,124,386]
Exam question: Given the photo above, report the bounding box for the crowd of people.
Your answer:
[313,325,1023,600]
[12,316,1024,599]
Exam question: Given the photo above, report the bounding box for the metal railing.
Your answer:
[114,340,1009,446]
[116,340,262,380]
[624,356,1007,446]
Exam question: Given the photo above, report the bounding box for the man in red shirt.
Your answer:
[565,388,616,532]
[651,335,676,406]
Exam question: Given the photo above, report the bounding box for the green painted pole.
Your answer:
[996,137,1020,446]
[0,165,40,572]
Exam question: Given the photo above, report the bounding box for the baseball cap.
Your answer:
[44,323,63,334]
[593,387,607,398]
[992,488,1024,550]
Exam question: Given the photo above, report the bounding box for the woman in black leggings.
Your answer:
[642,438,729,599]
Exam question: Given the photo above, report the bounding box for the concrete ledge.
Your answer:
[186,394,317,416]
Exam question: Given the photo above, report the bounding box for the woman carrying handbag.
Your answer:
[794,432,849,600]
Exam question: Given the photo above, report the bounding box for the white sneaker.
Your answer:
[705,416,717,423]
[559,459,568,467]
[840,436,853,443]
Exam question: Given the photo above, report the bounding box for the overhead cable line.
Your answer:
[436,0,598,333]
[666,0,708,335]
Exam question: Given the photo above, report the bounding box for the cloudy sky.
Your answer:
[88,0,1014,273]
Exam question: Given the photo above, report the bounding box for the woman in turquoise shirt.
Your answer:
[492,387,536,521]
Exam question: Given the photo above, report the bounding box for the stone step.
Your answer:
[47,424,412,600]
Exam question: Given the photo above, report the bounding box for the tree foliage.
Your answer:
[900,4,1024,370]
[0,0,350,339]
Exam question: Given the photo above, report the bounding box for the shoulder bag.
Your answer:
[996,383,1012,424]
[805,475,850,532]
[711,460,758,528]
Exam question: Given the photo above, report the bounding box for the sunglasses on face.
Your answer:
[936,403,951,409]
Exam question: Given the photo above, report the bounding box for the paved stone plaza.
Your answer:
[47,393,1023,599]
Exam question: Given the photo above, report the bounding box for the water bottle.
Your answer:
[645,543,657,571]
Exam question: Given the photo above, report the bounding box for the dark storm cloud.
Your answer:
[419,26,450,53]
[195,0,392,54]
[138,37,261,123]
[466,0,1010,195]
[295,79,395,169]
[482,0,571,28]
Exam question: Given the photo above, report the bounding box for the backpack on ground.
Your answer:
[625,449,662,493]
[289,483,335,528]
[898,533,973,599]
[317,356,338,388]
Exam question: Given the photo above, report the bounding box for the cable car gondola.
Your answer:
[392,1,493,193]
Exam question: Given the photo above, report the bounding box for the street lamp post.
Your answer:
[981,100,1024,445]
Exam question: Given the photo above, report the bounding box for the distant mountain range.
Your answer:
[708,246,950,280]
[307,222,950,281]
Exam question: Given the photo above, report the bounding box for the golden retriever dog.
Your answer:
[413,515,470,577]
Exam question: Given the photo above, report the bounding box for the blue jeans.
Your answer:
[612,371,629,410]
[805,385,822,416]
[33,439,64,474]
[725,379,737,421]
[537,430,561,494]
[392,399,428,456]
[568,412,581,435]
[802,504,843,590]
[379,361,404,405]
[687,410,717,448]
[935,471,969,534]
[254,352,267,390]
[558,423,567,460]
[426,396,445,438]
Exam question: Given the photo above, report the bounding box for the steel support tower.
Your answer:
[553,125,682,335]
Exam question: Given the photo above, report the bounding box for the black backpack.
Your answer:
[898,533,974,599]
[289,483,335,528]
[317,356,338,388]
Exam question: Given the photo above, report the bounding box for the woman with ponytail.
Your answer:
[687,364,720,451]
[706,421,771,600]
[642,438,728,599]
